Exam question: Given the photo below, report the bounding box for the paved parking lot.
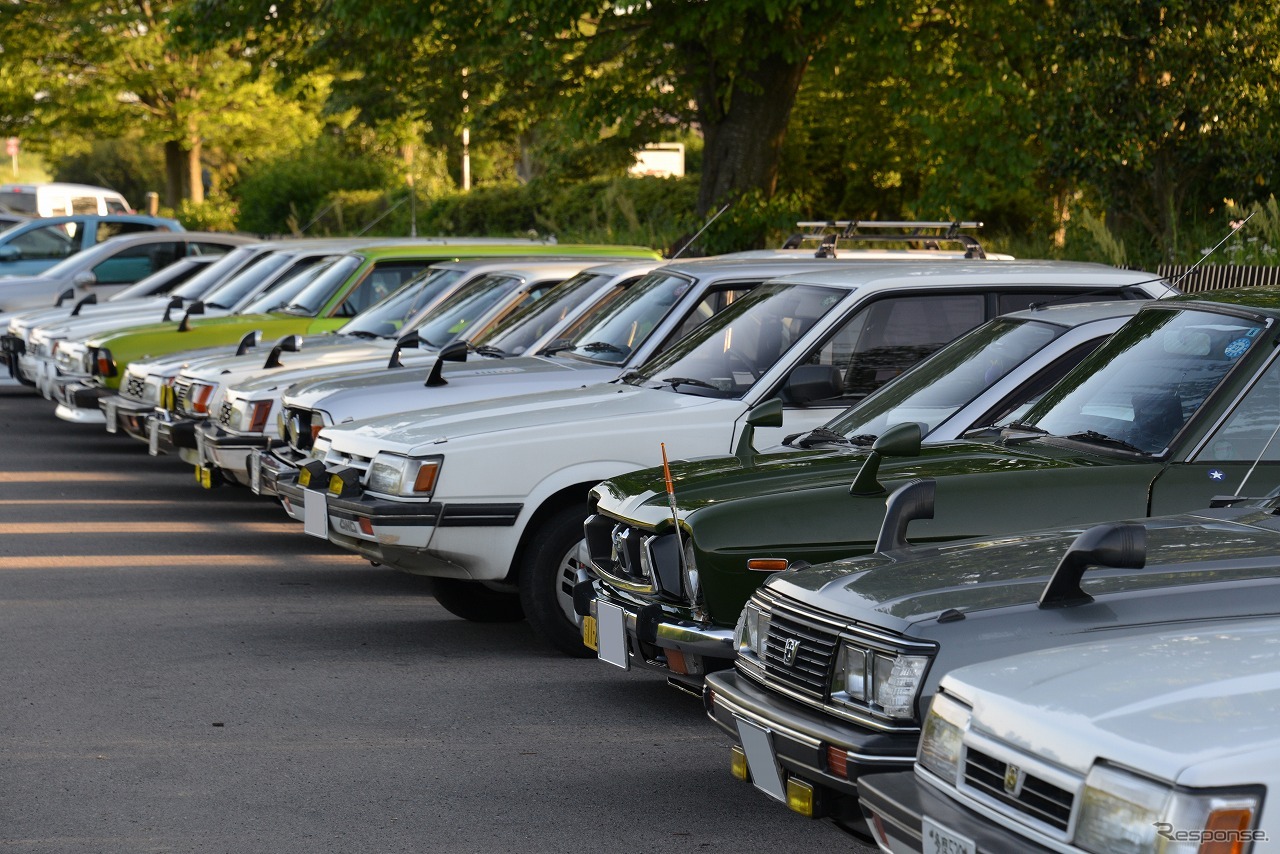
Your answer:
[0,384,868,853]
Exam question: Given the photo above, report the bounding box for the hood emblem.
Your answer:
[782,637,800,665]
[1003,764,1025,797]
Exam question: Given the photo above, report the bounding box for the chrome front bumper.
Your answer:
[585,585,735,685]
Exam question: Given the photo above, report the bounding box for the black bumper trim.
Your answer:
[71,385,110,409]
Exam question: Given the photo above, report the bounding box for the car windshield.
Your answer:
[410,274,524,347]
[110,245,252,302]
[338,266,468,338]
[472,271,608,356]
[195,252,294,310]
[242,255,357,315]
[104,257,205,301]
[624,282,844,399]
[826,317,1062,441]
[554,272,694,365]
[1021,306,1268,454]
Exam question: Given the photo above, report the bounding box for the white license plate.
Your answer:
[303,489,329,539]
[194,428,207,464]
[596,600,629,670]
[147,417,160,455]
[922,816,976,854]
[249,452,262,494]
[103,399,118,434]
[735,718,786,802]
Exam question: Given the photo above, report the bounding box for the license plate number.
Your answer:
[922,817,976,854]
[303,489,329,539]
[582,615,598,651]
[595,600,629,670]
[735,719,786,802]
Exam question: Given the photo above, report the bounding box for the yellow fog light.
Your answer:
[786,778,815,817]
[297,460,327,489]
[327,466,362,498]
[730,746,748,782]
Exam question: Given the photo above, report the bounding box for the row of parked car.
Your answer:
[5,216,1277,850]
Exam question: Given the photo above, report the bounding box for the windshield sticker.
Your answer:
[1225,337,1252,359]
[1246,327,1261,338]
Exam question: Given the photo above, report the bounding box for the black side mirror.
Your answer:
[786,364,843,405]
[162,295,183,322]
[54,288,74,307]
[425,339,469,387]
[849,422,924,496]
[263,334,303,369]
[874,478,936,552]
[235,330,262,357]
[388,330,422,369]
[1039,523,1146,608]
[177,300,205,332]
[70,293,97,316]
[733,398,785,466]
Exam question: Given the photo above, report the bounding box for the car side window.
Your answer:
[659,285,756,350]
[801,293,986,405]
[972,340,1104,429]
[71,196,99,215]
[92,243,172,284]
[189,241,236,256]
[334,261,431,317]
[1197,353,1280,462]
[105,221,158,238]
[8,223,83,260]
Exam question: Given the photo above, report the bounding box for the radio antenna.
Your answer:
[669,202,731,260]
[1170,211,1255,291]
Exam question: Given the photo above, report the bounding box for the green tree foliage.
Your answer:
[1039,0,1280,255]
[0,0,333,206]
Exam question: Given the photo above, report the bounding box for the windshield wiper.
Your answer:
[203,301,231,310]
[661,376,718,391]
[343,330,381,339]
[781,427,853,449]
[278,303,312,316]
[1003,421,1048,434]
[580,341,627,354]
[473,345,505,359]
[1063,430,1149,454]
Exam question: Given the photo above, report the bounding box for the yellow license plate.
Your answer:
[582,615,598,651]
[196,465,213,489]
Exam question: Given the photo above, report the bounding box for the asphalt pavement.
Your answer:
[0,383,870,853]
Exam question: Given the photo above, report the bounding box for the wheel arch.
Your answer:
[505,479,603,585]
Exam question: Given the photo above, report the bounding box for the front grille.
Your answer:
[173,379,193,414]
[964,748,1073,831]
[218,400,233,427]
[124,375,146,399]
[761,607,840,701]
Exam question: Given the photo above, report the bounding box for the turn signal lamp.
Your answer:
[825,745,849,779]
[94,348,117,377]
[748,558,788,572]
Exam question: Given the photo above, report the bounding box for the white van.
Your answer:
[0,183,133,217]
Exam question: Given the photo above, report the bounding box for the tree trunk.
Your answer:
[693,52,810,223]
[164,140,185,208]
[187,137,204,205]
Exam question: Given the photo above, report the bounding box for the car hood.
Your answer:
[285,353,613,414]
[12,295,174,332]
[324,382,738,458]
[955,617,1280,784]
[182,334,392,388]
[40,304,232,343]
[764,506,1280,629]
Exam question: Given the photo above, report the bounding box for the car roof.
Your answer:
[1001,298,1150,326]
[426,257,652,278]
[0,213,182,233]
[765,260,1169,291]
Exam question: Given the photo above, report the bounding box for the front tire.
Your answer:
[518,503,592,658]
[431,578,525,623]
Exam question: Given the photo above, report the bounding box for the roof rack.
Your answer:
[782,220,988,260]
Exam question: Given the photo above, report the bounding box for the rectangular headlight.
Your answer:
[872,653,930,720]
[917,691,970,784]
[366,453,442,498]
[1076,764,1260,854]
[734,602,770,658]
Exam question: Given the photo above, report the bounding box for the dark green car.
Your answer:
[583,288,1280,686]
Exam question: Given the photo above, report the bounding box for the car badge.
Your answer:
[782,637,800,665]
[1003,764,1025,797]
[610,526,625,565]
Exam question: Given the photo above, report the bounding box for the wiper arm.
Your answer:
[1004,421,1048,434]
[782,427,853,449]
[1064,430,1149,454]
[473,345,505,359]
[203,302,230,310]
[661,376,718,391]
[580,341,626,354]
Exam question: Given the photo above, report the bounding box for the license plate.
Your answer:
[147,417,160,455]
[736,719,786,802]
[303,489,329,539]
[194,428,207,464]
[249,452,262,494]
[922,816,976,854]
[582,615,598,651]
[195,465,213,489]
[103,399,118,434]
[596,600,629,670]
